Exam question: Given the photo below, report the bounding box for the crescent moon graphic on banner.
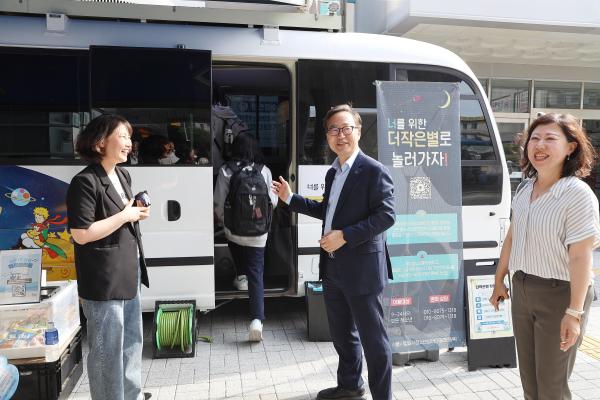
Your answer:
[439,90,451,109]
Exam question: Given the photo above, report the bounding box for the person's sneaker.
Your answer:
[249,319,263,342]
[233,275,248,291]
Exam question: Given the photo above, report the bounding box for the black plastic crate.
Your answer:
[152,300,197,359]
[10,330,83,400]
[305,281,331,341]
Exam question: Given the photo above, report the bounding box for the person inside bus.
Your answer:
[490,113,599,400]
[138,134,169,164]
[272,104,395,400]
[128,139,140,165]
[179,144,209,165]
[213,133,278,342]
[66,114,152,400]
[158,140,180,165]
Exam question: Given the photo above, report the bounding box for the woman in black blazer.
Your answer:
[66,114,151,400]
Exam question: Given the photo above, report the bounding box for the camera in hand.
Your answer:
[134,190,151,207]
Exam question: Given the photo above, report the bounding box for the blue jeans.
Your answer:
[228,241,265,320]
[81,285,143,400]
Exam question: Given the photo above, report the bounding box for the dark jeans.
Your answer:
[322,258,392,400]
[228,241,266,321]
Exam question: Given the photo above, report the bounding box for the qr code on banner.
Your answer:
[12,284,26,297]
[410,177,432,200]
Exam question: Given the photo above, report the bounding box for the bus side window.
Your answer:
[459,98,502,205]
[297,61,502,206]
[89,46,212,167]
[297,60,388,165]
[0,49,89,161]
[402,67,502,205]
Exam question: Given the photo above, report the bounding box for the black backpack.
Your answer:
[224,161,273,236]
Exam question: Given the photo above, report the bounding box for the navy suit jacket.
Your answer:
[290,151,395,296]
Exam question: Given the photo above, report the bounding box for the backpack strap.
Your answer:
[226,160,242,175]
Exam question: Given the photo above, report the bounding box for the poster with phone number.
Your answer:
[467,275,513,340]
[377,81,465,351]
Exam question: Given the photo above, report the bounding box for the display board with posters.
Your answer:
[376,81,465,352]
[463,260,517,370]
[466,275,512,340]
[0,249,42,305]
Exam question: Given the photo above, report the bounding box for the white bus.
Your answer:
[0,14,510,312]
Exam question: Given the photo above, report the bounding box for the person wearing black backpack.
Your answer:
[214,133,278,341]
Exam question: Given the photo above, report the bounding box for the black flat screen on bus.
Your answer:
[90,46,211,108]
[0,49,88,110]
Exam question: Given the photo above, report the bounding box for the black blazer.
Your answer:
[66,164,149,300]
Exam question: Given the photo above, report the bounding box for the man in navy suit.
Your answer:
[272,104,395,400]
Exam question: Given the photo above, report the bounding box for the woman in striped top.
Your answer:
[490,113,600,400]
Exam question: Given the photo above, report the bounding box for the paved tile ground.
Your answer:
[580,336,600,362]
[67,282,600,400]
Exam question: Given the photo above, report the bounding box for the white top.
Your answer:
[108,171,141,257]
[108,172,129,205]
[324,148,360,235]
[213,162,278,247]
[509,176,600,283]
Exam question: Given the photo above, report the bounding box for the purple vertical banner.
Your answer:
[376,81,465,352]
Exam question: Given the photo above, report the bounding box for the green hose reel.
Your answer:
[155,305,194,352]
[152,301,196,358]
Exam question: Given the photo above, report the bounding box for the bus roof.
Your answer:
[0,14,476,81]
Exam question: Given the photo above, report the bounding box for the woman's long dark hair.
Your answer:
[231,133,264,164]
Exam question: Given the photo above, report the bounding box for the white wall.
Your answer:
[356,0,600,35]
[355,0,408,34]
[407,0,600,29]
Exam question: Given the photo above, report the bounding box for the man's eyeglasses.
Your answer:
[327,126,356,137]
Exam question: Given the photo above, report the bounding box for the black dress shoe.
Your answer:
[317,386,366,400]
[143,393,152,400]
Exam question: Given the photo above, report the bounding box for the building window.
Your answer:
[583,82,600,110]
[478,78,489,96]
[534,81,581,109]
[490,79,530,113]
[583,120,600,199]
